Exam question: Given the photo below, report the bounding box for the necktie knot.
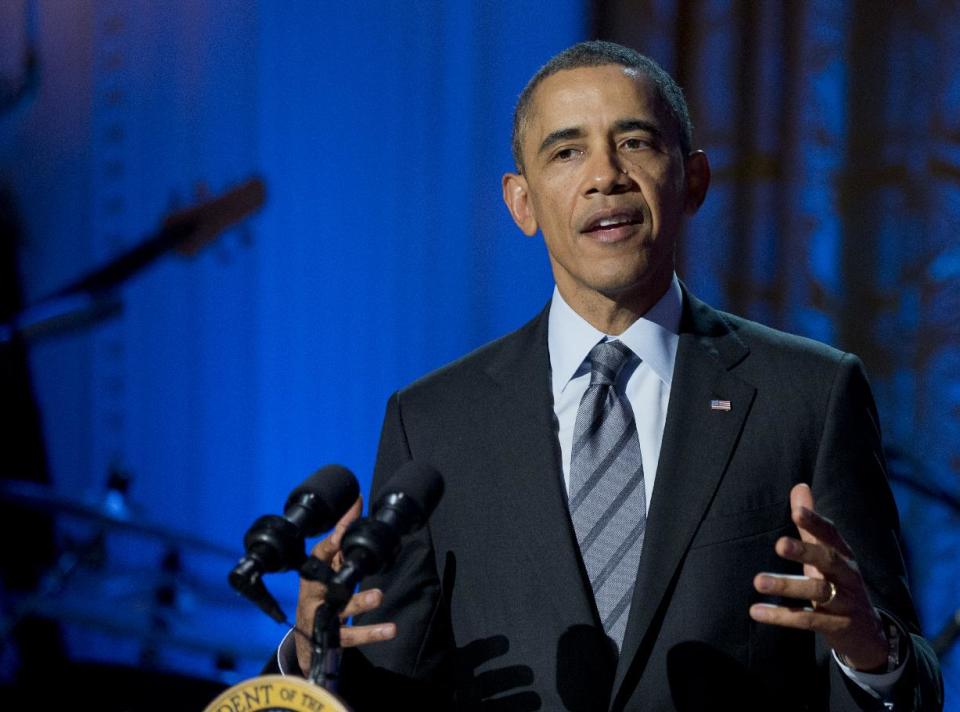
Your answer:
[588,340,634,387]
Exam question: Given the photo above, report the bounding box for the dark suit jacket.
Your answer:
[332,289,942,711]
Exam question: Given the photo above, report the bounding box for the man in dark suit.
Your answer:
[280,41,942,710]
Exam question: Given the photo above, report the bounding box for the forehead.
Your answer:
[524,65,671,145]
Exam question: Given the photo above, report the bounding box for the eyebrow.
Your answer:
[613,118,664,140]
[536,119,665,157]
[537,127,585,157]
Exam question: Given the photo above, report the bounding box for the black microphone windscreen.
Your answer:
[286,464,359,536]
[377,461,444,518]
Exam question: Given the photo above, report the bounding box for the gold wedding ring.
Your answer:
[814,580,837,609]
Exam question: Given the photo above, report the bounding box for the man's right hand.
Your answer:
[294,496,398,676]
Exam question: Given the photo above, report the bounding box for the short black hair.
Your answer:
[511,40,694,173]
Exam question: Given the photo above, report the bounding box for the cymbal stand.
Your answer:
[0,526,106,655]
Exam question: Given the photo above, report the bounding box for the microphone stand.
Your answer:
[294,469,442,692]
[299,557,352,691]
[307,601,342,689]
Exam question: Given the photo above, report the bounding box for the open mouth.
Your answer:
[581,210,644,236]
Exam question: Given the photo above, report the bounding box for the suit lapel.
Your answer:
[610,291,756,707]
[482,307,599,625]
[475,293,760,707]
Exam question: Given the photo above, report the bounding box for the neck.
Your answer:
[559,276,672,335]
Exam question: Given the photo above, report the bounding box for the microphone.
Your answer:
[229,464,359,621]
[327,461,443,603]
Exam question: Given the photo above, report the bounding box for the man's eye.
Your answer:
[553,147,580,161]
[621,137,652,150]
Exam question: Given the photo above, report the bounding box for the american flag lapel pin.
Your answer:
[710,399,732,412]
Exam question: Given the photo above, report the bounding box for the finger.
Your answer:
[339,622,397,647]
[340,588,384,620]
[749,603,849,634]
[754,573,836,604]
[789,484,817,544]
[309,496,364,562]
[336,496,364,530]
[309,535,338,563]
[773,537,860,588]
[792,505,854,558]
[790,482,814,511]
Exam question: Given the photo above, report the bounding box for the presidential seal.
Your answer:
[204,674,350,712]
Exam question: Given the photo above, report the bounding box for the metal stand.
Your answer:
[307,601,342,690]
[299,557,351,691]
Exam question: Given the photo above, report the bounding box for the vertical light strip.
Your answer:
[89,0,130,494]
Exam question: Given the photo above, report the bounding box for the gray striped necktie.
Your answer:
[569,339,646,650]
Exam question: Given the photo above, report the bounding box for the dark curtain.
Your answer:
[0,185,69,689]
[593,0,960,702]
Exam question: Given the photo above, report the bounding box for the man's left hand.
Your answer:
[749,483,889,671]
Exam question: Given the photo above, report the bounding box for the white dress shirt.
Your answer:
[548,274,682,506]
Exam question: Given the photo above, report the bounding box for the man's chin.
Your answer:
[553,259,672,308]
[592,273,663,301]
[588,271,671,308]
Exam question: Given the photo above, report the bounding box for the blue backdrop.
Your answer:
[1,0,584,684]
[1,0,956,702]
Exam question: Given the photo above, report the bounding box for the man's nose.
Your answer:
[583,148,630,195]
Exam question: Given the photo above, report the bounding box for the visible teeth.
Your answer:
[598,217,627,228]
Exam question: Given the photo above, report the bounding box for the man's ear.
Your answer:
[683,150,710,215]
[502,172,539,236]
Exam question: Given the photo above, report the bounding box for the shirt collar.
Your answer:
[548,274,682,396]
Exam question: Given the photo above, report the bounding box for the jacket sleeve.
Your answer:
[338,391,455,711]
[812,354,943,711]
